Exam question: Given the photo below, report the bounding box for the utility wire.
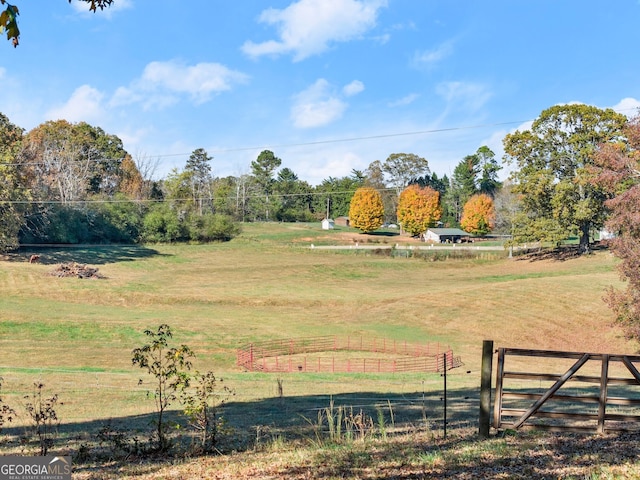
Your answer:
[1,119,531,168]
[165,120,531,156]
[4,104,639,168]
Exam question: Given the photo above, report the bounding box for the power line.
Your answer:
[95,105,640,160]
[3,105,637,171]
[1,119,531,168]
[163,120,531,157]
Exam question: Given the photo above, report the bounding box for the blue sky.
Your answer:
[2,0,639,186]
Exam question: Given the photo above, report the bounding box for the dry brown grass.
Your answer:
[70,429,640,479]
[0,223,638,477]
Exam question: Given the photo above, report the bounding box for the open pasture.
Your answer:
[0,223,636,450]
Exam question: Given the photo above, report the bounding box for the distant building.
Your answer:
[321,218,335,230]
[599,229,616,241]
[335,216,350,227]
[423,228,470,243]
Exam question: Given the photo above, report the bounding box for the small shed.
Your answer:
[321,218,335,230]
[423,228,470,243]
[335,216,350,227]
[599,229,616,241]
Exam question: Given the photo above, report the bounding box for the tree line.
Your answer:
[0,104,636,252]
[0,113,506,250]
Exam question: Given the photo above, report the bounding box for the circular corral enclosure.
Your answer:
[237,335,463,373]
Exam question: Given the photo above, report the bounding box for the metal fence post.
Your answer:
[443,353,448,439]
[479,339,494,438]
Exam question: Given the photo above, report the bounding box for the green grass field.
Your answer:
[1,222,638,478]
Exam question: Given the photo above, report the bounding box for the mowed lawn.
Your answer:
[0,223,635,430]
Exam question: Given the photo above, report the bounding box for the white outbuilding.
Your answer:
[321,218,335,230]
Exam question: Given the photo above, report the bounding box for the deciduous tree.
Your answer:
[593,116,640,339]
[412,172,451,225]
[0,112,25,251]
[503,104,627,254]
[348,187,384,233]
[460,193,495,236]
[118,154,145,200]
[396,184,442,237]
[382,153,430,196]
[19,120,130,202]
[132,324,194,452]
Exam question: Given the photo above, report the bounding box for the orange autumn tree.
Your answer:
[118,154,145,200]
[397,184,442,236]
[348,187,385,233]
[460,193,495,236]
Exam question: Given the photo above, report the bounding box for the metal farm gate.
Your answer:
[492,347,640,434]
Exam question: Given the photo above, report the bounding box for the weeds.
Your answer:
[97,420,143,459]
[305,398,388,447]
[181,371,235,454]
[22,382,61,455]
[0,376,16,439]
[376,400,395,440]
[254,425,286,452]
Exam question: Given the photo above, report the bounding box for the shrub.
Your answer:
[181,371,235,454]
[190,213,241,242]
[141,204,188,243]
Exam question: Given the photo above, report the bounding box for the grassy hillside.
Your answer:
[0,222,637,478]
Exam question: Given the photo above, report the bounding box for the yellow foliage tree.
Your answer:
[460,193,495,235]
[348,187,385,233]
[397,184,442,236]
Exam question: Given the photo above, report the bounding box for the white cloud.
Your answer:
[242,0,387,61]
[343,80,364,97]
[110,60,249,109]
[291,79,347,128]
[46,85,105,123]
[373,33,391,45]
[308,152,363,180]
[611,97,640,117]
[112,126,154,151]
[388,93,419,107]
[413,41,454,67]
[436,81,492,112]
[110,86,144,108]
